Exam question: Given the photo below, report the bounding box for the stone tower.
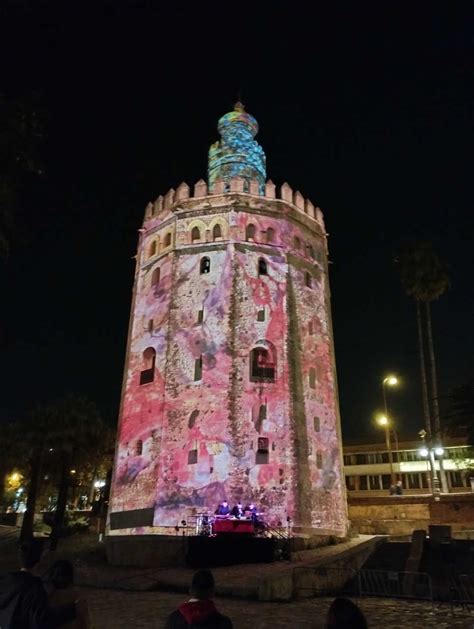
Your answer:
[108,104,348,537]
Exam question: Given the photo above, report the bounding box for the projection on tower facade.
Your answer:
[108,104,348,536]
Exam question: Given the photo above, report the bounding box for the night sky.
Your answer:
[1,2,473,442]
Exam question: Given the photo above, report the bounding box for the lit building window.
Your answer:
[139,348,156,385]
[246,223,256,241]
[200,257,211,274]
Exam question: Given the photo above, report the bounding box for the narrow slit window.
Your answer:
[309,367,316,389]
[135,440,143,456]
[258,258,267,276]
[197,309,204,323]
[246,223,256,241]
[255,404,266,432]
[164,232,172,247]
[314,416,320,432]
[188,410,199,429]
[194,355,202,381]
[308,321,313,335]
[147,319,154,333]
[266,227,275,243]
[212,223,222,240]
[139,347,156,385]
[200,257,210,274]
[151,267,160,286]
[191,226,201,242]
[305,272,312,288]
[316,451,323,469]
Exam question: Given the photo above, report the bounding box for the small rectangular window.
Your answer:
[309,368,316,389]
[188,449,198,464]
[256,437,269,464]
[194,356,202,381]
[314,416,320,432]
[148,319,154,333]
[257,309,265,322]
[316,451,323,469]
[197,310,204,323]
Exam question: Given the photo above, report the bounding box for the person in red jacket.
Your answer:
[165,570,232,629]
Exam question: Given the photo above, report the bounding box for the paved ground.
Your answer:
[77,587,474,628]
[1,528,473,627]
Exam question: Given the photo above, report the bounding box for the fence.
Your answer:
[449,574,474,609]
[293,566,433,601]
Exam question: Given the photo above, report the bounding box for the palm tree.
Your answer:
[395,241,450,492]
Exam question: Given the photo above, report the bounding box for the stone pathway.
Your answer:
[77,587,474,628]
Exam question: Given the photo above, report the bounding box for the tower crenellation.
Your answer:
[109,103,347,539]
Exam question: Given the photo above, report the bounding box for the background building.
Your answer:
[108,104,347,536]
[344,437,473,495]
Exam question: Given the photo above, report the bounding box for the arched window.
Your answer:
[188,410,199,429]
[246,223,256,241]
[294,236,301,250]
[135,440,143,456]
[191,226,201,242]
[309,367,316,389]
[149,241,157,258]
[258,258,267,276]
[164,232,172,247]
[151,267,160,286]
[266,227,275,243]
[200,257,211,274]
[250,347,275,383]
[212,223,222,240]
[305,272,312,288]
[140,347,156,385]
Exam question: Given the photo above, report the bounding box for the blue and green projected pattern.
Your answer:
[208,103,266,194]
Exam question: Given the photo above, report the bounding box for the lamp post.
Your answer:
[382,375,399,484]
[418,429,443,500]
[377,415,395,486]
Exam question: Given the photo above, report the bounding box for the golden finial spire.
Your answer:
[234,101,245,113]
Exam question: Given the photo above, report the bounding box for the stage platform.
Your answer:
[96,535,383,601]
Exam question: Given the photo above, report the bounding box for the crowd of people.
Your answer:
[0,539,368,628]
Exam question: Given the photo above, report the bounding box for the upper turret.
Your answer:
[208,102,266,194]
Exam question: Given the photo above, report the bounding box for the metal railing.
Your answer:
[449,574,474,609]
[293,567,433,601]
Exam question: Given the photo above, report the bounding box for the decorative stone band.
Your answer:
[144,178,325,231]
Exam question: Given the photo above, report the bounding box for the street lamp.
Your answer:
[376,414,395,486]
[382,375,398,419]
[418,429,443,500]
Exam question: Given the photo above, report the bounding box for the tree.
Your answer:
[395,241,450,492]
[46,395,108,550]
[0,93,45,257]
[446,378,474,444]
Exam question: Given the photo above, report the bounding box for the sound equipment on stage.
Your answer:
[213,517,254,535]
